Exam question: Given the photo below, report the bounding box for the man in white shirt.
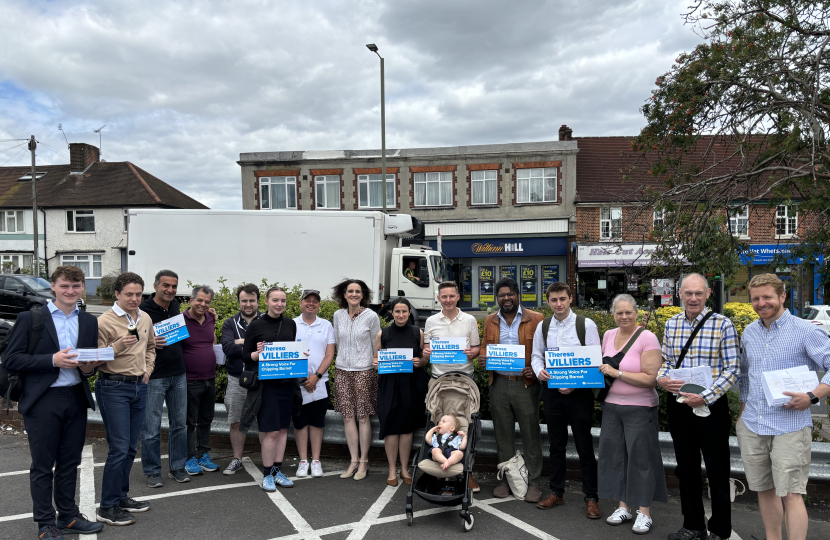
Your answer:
[531,282,602,519]
[293,289,336,478]
[422,281,481,491]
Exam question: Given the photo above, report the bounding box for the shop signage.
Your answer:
[500,265,517,281]
[479,266,495,304]
[739,244,825,265]
[430,237,567,258]
[541,265,559,293]
[577,244,658,268]
[520,265,537,303]
[461,267,472,303]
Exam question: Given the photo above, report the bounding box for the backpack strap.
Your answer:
[541,317,552,344]
[575,315,586,347]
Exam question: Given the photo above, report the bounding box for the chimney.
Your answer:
[558,124,573,141]
[69,143,100,172]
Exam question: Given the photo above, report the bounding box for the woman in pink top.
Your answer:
[597,294,667,535]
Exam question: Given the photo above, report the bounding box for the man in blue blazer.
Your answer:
[3,266,105,540]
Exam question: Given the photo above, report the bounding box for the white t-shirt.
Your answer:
[424,309,481,378]
[294,315,336,403]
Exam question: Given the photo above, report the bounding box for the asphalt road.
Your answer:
[2,430,830,540]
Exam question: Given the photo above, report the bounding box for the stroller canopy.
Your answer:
[425,373,480,428]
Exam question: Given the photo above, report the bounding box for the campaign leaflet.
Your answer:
[71,347,115,362]
[545,345,604,388]
[430,337,467,364]
[378,348,414,374]
[485,344,524,372]
[213,344,226,365]
[258,341,308,379]
[152,313,190,345]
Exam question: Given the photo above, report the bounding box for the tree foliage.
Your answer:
[630,0,829,289]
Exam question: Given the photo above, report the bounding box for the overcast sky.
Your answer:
[0,0,702,209]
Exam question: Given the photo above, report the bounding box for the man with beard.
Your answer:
[479,277,544,503]
[220,283,262,475]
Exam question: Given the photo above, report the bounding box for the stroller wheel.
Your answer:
[463,514,474,532]
[406,511,413,526]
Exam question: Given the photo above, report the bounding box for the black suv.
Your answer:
[0,274,86,317]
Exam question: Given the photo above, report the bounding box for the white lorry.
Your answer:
[127,209,450,321]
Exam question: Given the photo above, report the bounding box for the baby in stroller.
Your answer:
[425,415,468,471]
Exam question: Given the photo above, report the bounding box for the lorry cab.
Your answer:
[389,245,450,318]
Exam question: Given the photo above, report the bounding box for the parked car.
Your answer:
[0,274,86,318]
[803,305,830,336]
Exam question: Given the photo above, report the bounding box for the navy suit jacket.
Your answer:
[4,309,98,415]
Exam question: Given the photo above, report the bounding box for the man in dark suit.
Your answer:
[3,266,104,540]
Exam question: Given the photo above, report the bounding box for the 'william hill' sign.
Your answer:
[471,242,523,254]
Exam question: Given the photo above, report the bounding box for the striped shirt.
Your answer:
[658,308,740,405]
[739,310,830,436]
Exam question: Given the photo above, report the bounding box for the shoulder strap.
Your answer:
[27,307,44,355]
[675,311,715,369]
[542,317,552,344]
[380,326,392,349]
[618,327,645,357]
[576,315,586,347]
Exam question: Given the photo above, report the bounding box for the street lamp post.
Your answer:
[366,44,386,213]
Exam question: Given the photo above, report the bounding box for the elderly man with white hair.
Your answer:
[657,273,740,540]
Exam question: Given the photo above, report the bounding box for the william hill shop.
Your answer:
[427,226,569,309]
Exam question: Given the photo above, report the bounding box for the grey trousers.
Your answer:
[489,376,543,485]
[598,402,668,508]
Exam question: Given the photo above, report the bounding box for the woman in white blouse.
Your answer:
[331,279,381,481]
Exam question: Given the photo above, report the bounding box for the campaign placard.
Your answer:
[153,313,190,345]
[258,341,308,379]
[545,345,604,388]
[485,344,525,372]
[378,348,414,374]
[430,337,467,364]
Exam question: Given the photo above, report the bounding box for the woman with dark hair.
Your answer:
[372,298,428,486]
[242,287,298,492]
[331,279,381,481]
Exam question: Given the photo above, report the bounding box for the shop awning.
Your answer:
[578,244,658,268]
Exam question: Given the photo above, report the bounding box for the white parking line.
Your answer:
[475,498,561,540]
[242,457,323,540]
[346,483,400,540]
[0,454,170,479]
[79,445,97,539]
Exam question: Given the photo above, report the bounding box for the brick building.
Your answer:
[237,133,580,309]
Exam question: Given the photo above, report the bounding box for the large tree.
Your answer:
[630,0,829,294]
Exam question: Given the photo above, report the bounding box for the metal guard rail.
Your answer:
[87,402,830,482]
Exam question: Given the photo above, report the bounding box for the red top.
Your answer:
[182,309,217,381]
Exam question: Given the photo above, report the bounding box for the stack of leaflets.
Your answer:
[214,344,226,365]
[761,365,819,407]
[668,366,714,392]
[72,347,115,361]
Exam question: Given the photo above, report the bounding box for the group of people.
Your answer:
[3,265,829,540]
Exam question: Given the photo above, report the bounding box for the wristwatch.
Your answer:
[315,372,324,379]
[807,392,820,405]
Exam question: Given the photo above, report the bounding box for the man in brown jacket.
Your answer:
[480,277,544,502]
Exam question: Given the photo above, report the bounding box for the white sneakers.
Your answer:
[296,460,324,478]
[632,511,652,534]
[607,507,652,534]
[607,506,633,525]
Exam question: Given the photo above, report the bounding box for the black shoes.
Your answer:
[56,513,104,534]
[119,496,151,513]
[147,474,163,488]
[37,525,65,539]
[96,506,135,526]
[168,468,191,483]
[668,528,707,540]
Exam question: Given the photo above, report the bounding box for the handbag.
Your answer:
[675,311,715,369]
[496,451,529,500]
[594,327,644,402]
[239,370,259,390]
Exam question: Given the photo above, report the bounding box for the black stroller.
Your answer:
[405,372,481,532]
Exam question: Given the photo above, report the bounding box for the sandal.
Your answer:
[340,460,359,479]
[354,459,369,481]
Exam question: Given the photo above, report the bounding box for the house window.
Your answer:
[66,210,95,232]
[653,209,665,230]
[123,209,129,232]
[600,207,622,240]
[471,170,498,205]
[0,254,33,273]
[516,167,557,203]
[61,254,102,278]
[414,172,453,206]
[776,205,797,236]
[315,176,341,209]
[259,176,297,209]
[0,210,25,233]
[729,206,749,236]
[357,174,395,209]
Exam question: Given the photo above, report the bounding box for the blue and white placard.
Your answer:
[485,344,525,372]
[259,341,308,379]
[545,345,604,388]
[153,314,190,345]
[378,348,414,374]
[430,337,467,364]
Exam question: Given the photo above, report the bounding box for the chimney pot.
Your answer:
[69,143,100,172]
[558,125,573,141]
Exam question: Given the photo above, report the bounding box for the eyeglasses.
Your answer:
[497,293,517,299]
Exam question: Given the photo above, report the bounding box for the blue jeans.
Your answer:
[140,373,187,476]
[96,378,147,508]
